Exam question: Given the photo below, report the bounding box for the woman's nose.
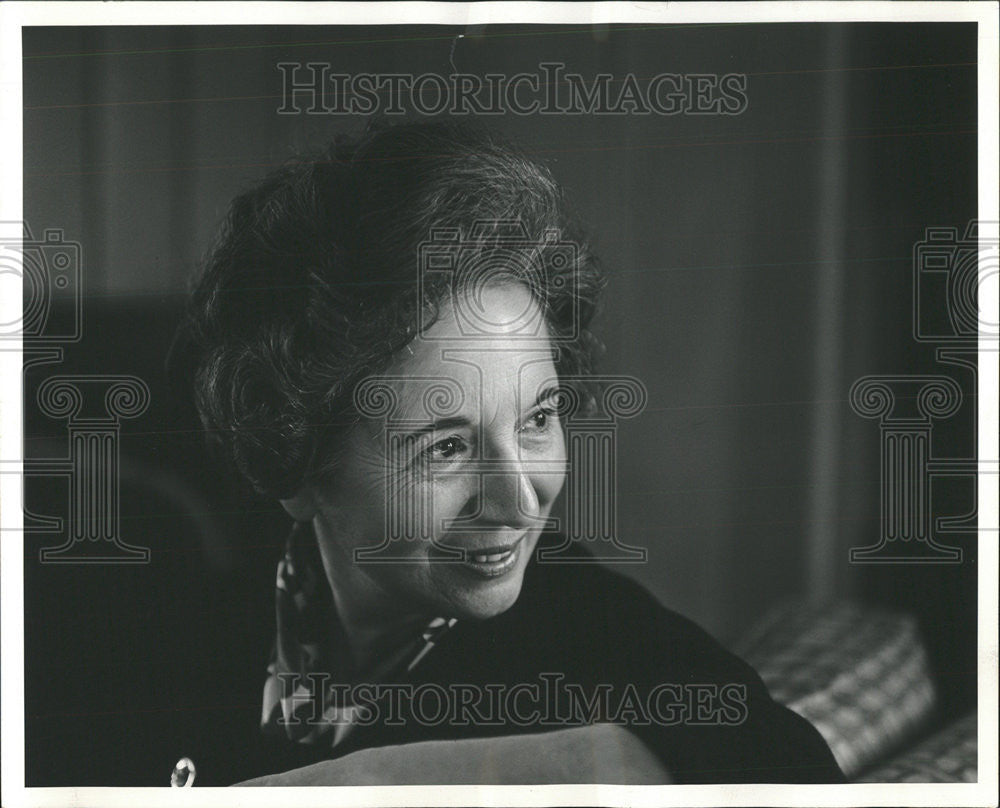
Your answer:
[477,457,541,528]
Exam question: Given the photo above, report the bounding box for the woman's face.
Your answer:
[309,283,567,622]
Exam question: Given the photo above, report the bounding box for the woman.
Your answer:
[178,119,844,785]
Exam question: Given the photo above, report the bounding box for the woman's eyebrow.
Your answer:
[525,384,562,412]
[395,385,561,438]
[397,416,471,441]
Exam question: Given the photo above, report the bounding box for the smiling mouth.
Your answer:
[460,537,524,577]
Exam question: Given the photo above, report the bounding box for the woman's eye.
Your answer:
[523,407,557,432]
[424,436,466,461]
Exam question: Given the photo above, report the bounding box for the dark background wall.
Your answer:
[22,23,978,785]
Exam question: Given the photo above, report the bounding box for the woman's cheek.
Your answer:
[533,468,566,514]
[379,471,471,544]
[531,431,568,510]
[426,473,479,533]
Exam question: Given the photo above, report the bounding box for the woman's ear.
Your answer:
[279,487,318,522]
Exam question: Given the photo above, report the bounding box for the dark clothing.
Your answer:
[192,532,845,785]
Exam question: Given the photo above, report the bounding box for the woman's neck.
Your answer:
[331,583,429,677]
[312,522,431,677]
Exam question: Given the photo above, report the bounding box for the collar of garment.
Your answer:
[260,521,456,747]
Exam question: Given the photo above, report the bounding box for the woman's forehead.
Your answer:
[376,283,559,416]
[385,343,559,423]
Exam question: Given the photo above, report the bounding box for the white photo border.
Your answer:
[1,3,997,807]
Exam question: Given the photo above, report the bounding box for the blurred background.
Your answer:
[21,22,978,784]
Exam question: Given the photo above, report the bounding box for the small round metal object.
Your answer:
[170,756,197,787]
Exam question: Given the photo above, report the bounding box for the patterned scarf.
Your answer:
[260,522,456,748]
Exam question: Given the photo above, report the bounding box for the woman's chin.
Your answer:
[443,569,528,621]
[426,532,539,621]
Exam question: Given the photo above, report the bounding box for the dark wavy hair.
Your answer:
[175,120,605,500]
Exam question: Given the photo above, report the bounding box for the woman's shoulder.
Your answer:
[523,535,725,640]
[466,535,845,783]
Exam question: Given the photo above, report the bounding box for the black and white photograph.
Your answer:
[1,2,997,806]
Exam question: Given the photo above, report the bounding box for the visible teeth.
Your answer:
[471,551,510,563]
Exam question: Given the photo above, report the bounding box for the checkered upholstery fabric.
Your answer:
[858,712,976,782]
[734,600,936,779]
